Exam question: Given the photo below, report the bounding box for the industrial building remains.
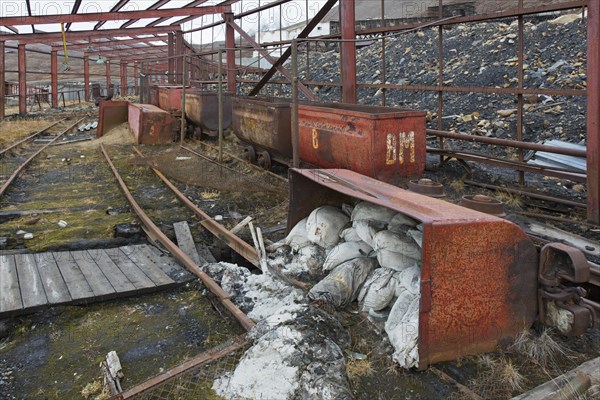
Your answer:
[0,1,599,399]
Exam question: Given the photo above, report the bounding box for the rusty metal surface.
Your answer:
[149,84,160,107]
[288,168,539,368]
[459,195,506,217]
[407,178,445,198]
[101,144,255,332]
[128,103,174,145]
[97,101,128,137]
[232,96,292,162]
[158,85,188,113]
[298,103,426,184]
[588,0,600,224]
[185,91,232,134]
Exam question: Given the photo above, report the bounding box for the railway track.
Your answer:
[0,117,83,197]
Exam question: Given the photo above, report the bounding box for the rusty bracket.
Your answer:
[538,242,600,336]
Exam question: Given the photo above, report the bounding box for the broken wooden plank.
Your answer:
[0,254,23,313]
[173,221,201,265]
[230,216,252,235]
[87,249,137,293]
[71,250,116,297]
[196,243,217,264]
[142,244,195,282]
[104,248,156,289]
[119,246,174,286]
[14,253,48,309]
[34,252,71,304]
[52,251,95,301]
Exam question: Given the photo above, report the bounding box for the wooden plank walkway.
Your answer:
[0,244,195,318]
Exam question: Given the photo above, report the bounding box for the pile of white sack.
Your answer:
[278,201,423,368]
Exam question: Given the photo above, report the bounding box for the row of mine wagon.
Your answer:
[151,85,427,185]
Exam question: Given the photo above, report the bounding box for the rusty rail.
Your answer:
[109,335,249,400]
[100,144,255,331]
[0,118,65,157]
[132,146,260,268]
[0,118,83,197]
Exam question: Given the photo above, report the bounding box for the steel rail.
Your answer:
[181,144,288,183]
[101,144,255,331]
[0,118,82,197]
[464,180,587,209]
[0,118,65,157]
[131,146,260,268]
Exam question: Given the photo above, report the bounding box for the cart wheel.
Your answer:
[257,151,272,170]
[243,146,256,163]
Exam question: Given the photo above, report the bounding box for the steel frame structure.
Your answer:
[0,0,599,224]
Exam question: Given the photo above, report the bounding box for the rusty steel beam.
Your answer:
[589,0,600,224]
[85,44,162,55]
[225,13,236,93]
[340,0,357,104]
[248,0,337,96]
[25,0,35,34]
[106,61,111,88]
[176,31,184,84]
[95,0,132,30]
[54,36,169,52]
[0,6,231,26]
[18,43,26,115]
[120,62,128,96]
[101,45,169,57]
[134,63,139,96]
[428,129,587,158]
[65,0,83,31]
[51,50,58,108]
[121,0,172,29]
[228,20,316,100]
[168,33,175,84]
[84,55,90,101]
[1,26,181,44]
[102,145,256,332]
[148,0,209,27]
[0,41,4,119]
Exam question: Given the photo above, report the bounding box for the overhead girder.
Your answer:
[65,0,83,31]
[121,0,172,29]
[150,0,209,27]
[95,0,133,30]
[52,36,169,52]
[0,26,180,44]
[0,5,231,27]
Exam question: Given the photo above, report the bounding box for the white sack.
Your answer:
[373,231,421,271]
[322,241,373,273]
[351,201,397,223]
[308,257,377,309]
[284,217,311,251]
[306,206,350,249]
[358,267,398,312]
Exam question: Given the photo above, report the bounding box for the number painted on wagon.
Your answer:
[312,129,319,149]
[386,132,415,165]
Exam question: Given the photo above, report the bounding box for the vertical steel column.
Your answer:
[437,0,444,161]
[380,0,386,106]
[0,41,4,119]
[340,0,356,104]
[517,1,525,185]
[51,50,58,108]
[225,12,236,93]
[84,54,90,101]
[168,32,175,84]
[588,0,600,224]
[176,31,184,84]
[134,62,139,96]
[120,61,128,96]
[18,43,26,115]
[106,60,111,90]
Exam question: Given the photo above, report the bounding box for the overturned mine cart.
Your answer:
[288,169,599,369]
